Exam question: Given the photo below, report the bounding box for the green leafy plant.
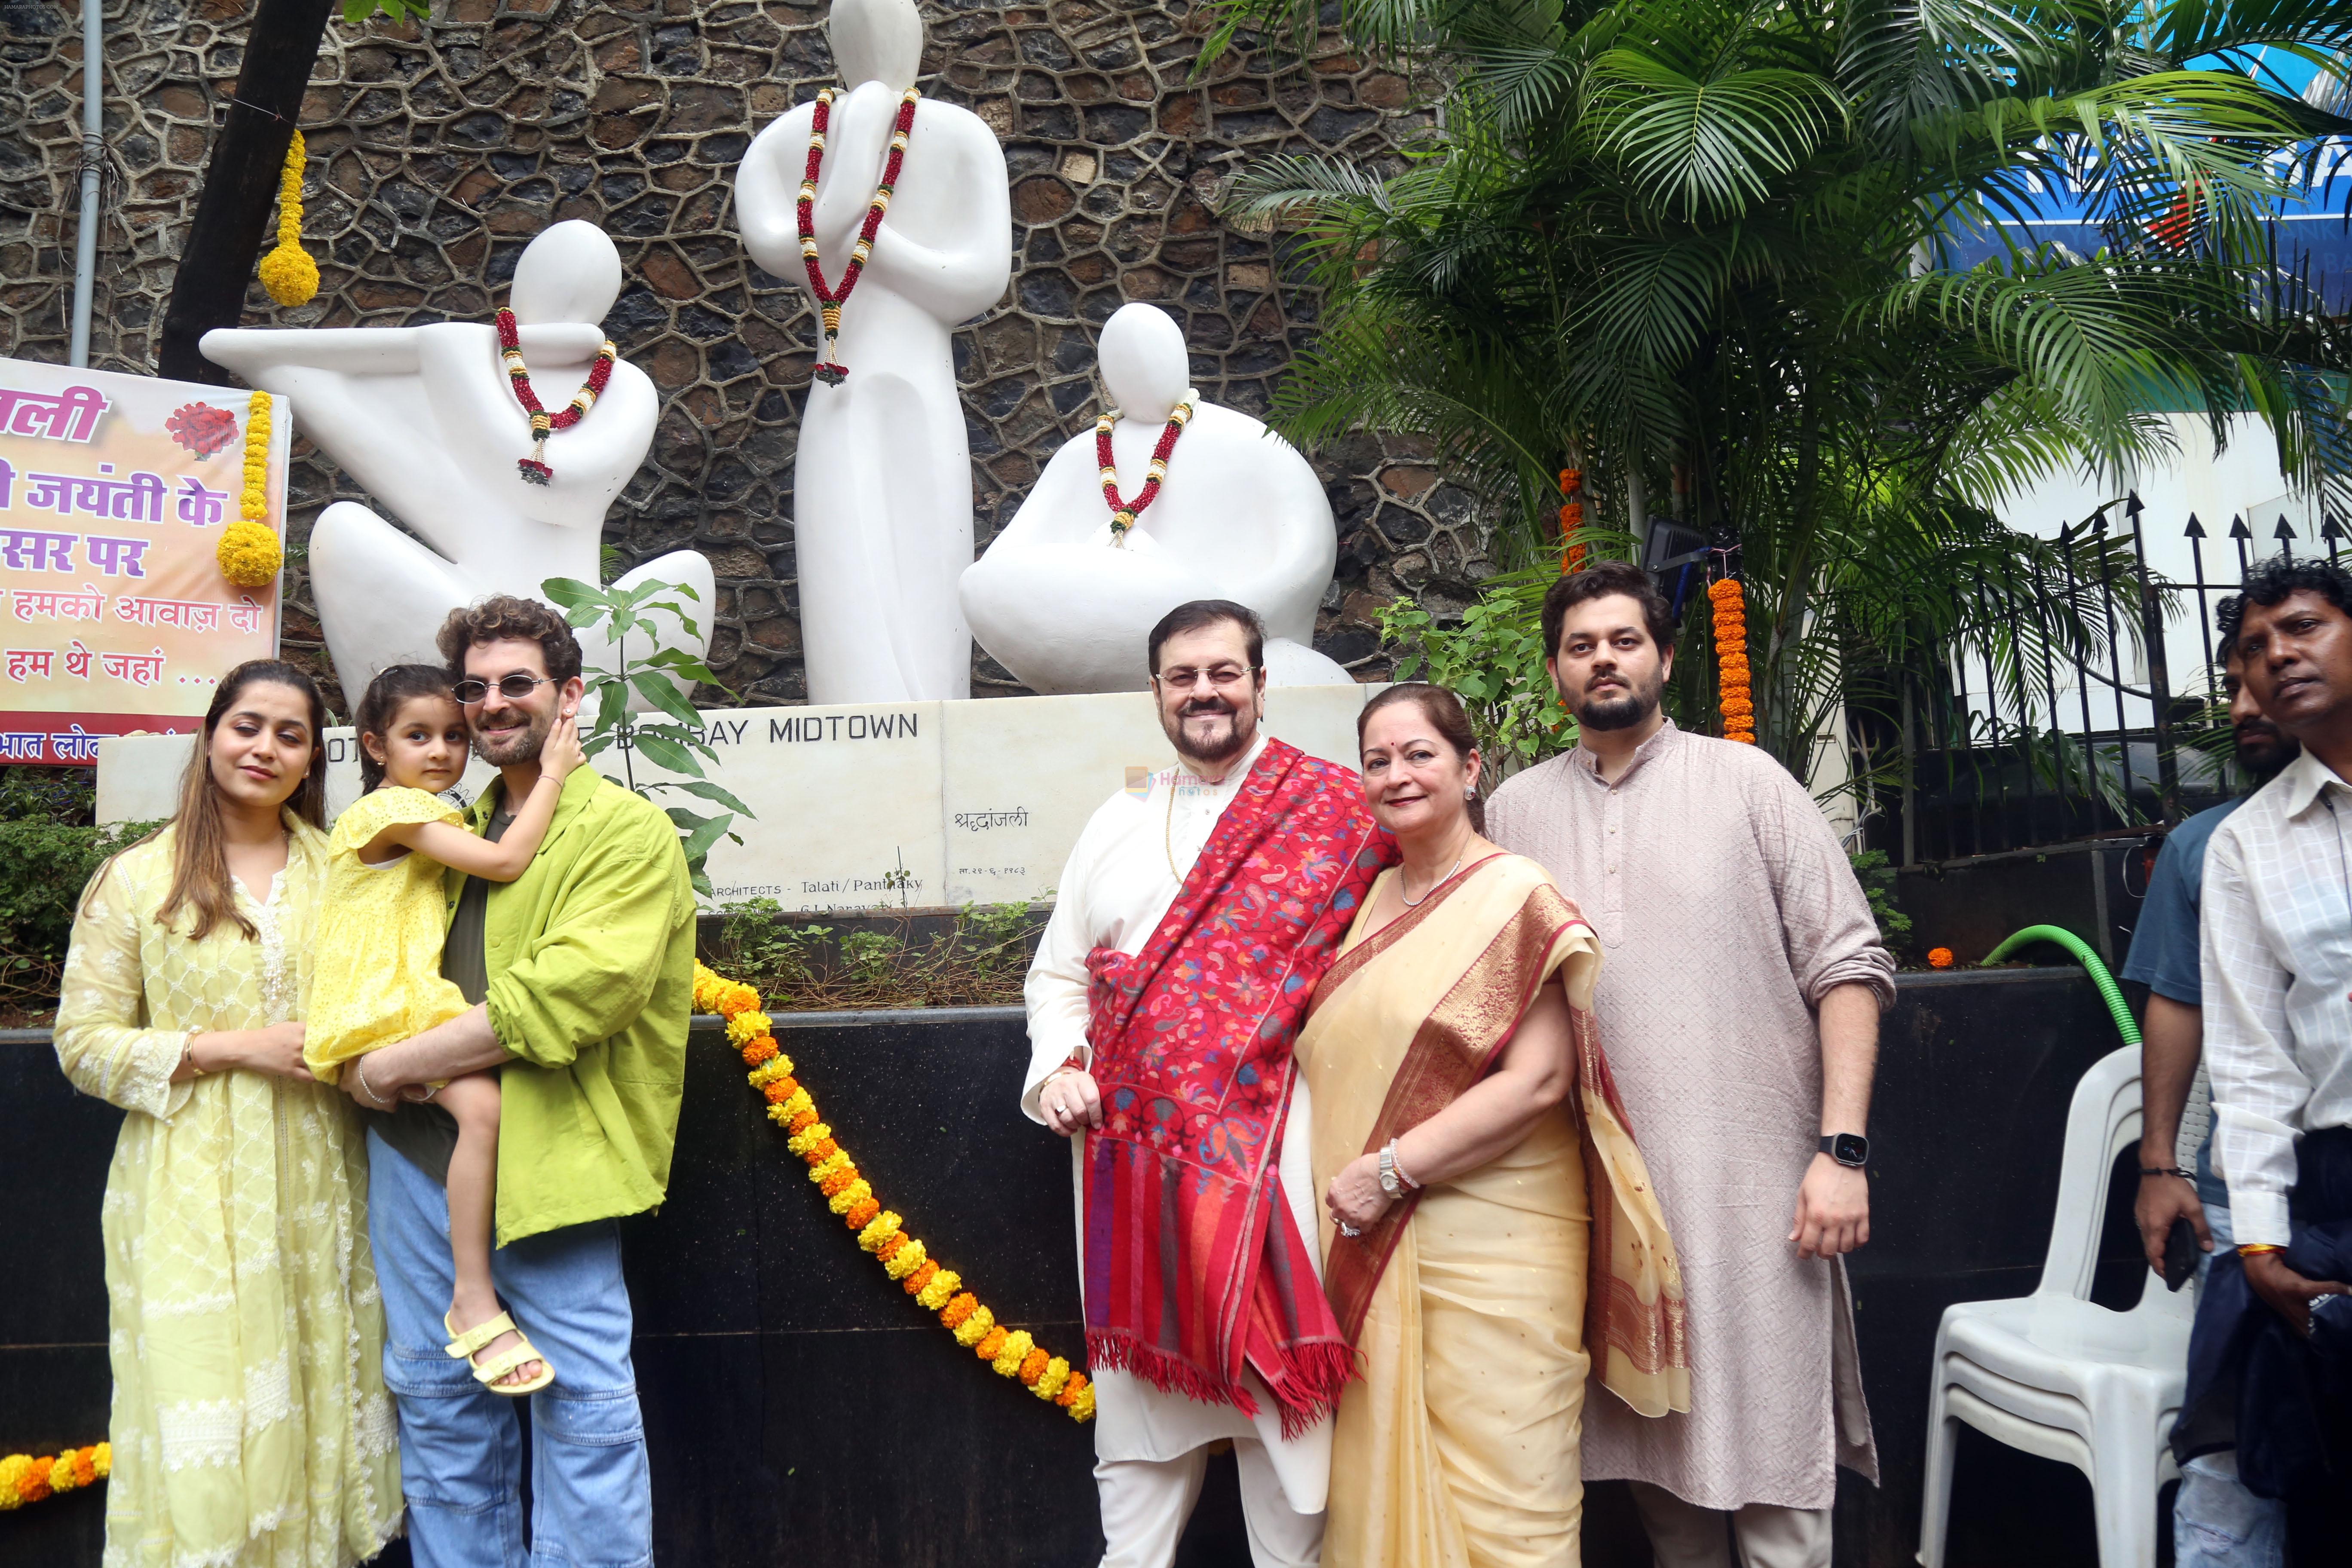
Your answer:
[542,575,750,897]
[839,929,906,987]
[0,770,159,1016]
[718,897,833,999]
[1848,849,1914,959]
[342,0,430,22]
[1377,567,1577,784]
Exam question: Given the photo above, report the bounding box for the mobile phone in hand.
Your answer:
[2163,1215,2200,1292]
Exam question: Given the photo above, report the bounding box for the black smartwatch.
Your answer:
[1820,1133,1869,1168]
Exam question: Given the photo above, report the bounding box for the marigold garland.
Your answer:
[217,392,282,588]
[1708,577,1754,745]
[1558,467,1586,575]
[257,130,319,308]
[697,962,1095,1422]
[0,1443,108,1510]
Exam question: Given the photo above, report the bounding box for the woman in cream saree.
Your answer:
[1298,683,1687,1567]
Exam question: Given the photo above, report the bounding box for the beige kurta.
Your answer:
[1485,720,1889,1511]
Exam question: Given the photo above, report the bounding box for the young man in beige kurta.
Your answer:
[1486,562,1890,1568]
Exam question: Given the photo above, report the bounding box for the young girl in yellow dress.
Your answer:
[306,663,583,1395]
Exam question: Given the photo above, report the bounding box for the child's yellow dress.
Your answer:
[305,785,473,1082]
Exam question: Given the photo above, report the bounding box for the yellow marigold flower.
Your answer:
[808,1149,852,1184]
[917,1270,962,1311]
[0,1452,30,1508]
[1068,1381,1096,1421]
[1033,1357,1071,1398]
[975,1326,1010,1362]
[46,1455,76,1496]
[990,1329,1033,1376]
[786,1121,830,1157]
[90,1444,107,1479]
[746,1057,790,1088]
[216,521,282,587]
[857,1210,903,1252]
[726,1011,772,1045]
[825,1178,870,1214]
[775,1088,813,1122]
[951,1303,995,1347]
[883,1237,928,1280]
[693,965,723,1008]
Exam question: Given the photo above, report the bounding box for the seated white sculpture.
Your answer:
[959,303,1350,694]
[200,220,713,705]
[734,0,1012,704]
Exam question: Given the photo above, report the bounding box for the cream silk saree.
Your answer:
[1296,852,1688,1568]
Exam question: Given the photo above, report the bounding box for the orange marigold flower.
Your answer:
[1057,1372,1090,1406]
[818,1167,858,1197]
[1708,578,1743,601]
[70,1451,94,1487]
[762,1079,793,1104]
[808,1137,839,1163]
[1019,1348,1051,1385]
[940,1292,977,1329]
[788,1109,819,1134]
[904,1259,939,1295]
[20,1458,52,1503]
[1928,946,1954,969]
[845,1198,880,1228]
[874,1229,909,1260]
[974,1326,1009,1361]
[1721,697,1755,718]
[741,1037,778,1066]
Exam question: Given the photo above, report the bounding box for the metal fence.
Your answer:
[1871,497,2344,866]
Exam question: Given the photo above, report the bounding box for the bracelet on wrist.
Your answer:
[2138,1166,2190,1180]
[2236,1243,2285,1257]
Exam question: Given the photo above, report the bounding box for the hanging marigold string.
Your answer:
[1096,398,1195,545]
[495,308,617,486]
[697,963,1096,1422]
[217,391,282,588]
[798,86,919,387]
[257,129,318,308]
[1558,466,1586,575]
[1709,577,1754,744]
[0,1442,108,1510]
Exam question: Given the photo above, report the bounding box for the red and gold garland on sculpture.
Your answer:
[496,308,616,486]
[1709,578,1755,744]
[1096,399,1195,545]
[698,963,1096,1422]
[799,87,920,386]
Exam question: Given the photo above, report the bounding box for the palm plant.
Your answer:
[1206,0,2352,796]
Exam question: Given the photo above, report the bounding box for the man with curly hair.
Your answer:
[340,594,695,1567]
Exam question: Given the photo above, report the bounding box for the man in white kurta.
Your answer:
[1023,604,1335,1568]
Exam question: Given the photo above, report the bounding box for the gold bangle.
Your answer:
[2237,1243,2285,1257]
[181,1032,206,1077]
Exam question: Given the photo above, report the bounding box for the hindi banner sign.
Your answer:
[0,359,287,766]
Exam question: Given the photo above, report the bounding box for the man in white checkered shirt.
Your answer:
[2183,555,2352,1547]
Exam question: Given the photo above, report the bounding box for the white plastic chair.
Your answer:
[1918,1044,2195,1568]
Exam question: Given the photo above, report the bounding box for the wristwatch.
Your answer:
[1820,1133,1869,1168]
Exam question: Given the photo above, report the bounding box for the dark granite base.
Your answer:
[3,966,2147,1567]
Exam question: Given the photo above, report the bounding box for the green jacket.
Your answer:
[450,768,695,1246]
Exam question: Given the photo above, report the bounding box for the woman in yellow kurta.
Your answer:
[305,663,581,1395]
[54,661,403,1568]
[1297,684,1689,1568]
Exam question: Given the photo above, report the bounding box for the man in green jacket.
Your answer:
[345,594,694,1568]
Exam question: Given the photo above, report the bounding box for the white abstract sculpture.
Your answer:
[959,303,1351,694]
[734,0,1013,704]
[201,220,713,702]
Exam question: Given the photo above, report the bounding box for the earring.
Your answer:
[1464,787,1476,801]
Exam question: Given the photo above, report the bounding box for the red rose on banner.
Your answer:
[165,402,239,459]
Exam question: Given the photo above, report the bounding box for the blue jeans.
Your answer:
[368,1129,654,1568]
[2178,1200,2286,1568]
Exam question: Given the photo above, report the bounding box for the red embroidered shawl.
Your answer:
[1081,737,1391,1436]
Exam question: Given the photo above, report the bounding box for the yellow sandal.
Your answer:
[443,1309,555,1397]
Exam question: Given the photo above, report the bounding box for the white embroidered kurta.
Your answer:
[1023,732,1334,1513]
[1486,721,1890,1511]
[53,824,403,1568]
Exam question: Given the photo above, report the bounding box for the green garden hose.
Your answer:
[1980,925,2141,1046]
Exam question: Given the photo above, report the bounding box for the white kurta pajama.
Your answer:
[1023,732,1332,1567]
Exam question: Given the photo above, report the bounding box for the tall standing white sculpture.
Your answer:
[959,303,1352,694]
[201,220,713,699]
[734,0,1013,704]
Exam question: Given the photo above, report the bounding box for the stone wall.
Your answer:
[0,0,1497,712]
